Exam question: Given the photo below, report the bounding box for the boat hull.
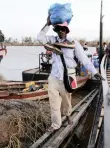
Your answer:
[22,68,49,81]
[0,80,48,100]
[0,73,91,100]
[0,90,48,100]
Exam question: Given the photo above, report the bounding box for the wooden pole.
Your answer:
[99,0,103,73]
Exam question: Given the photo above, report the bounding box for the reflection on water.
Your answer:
[0,46,96,81]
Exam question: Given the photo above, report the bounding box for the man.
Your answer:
[0,30,4,48]
[83,42,88,51]
[96,41,105,61]
[103,42,107,53]
[0,54,3,63]
[40,52,52,72]
[106,43,110,69]
[37,16,104,132]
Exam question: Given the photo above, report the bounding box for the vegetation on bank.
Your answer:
[4,37,42,46]
[4,36,102,47]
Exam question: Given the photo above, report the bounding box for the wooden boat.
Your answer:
[0,72,91,100]
[0,80,48,100]
[22,43,91,89]
[22,43,92,97]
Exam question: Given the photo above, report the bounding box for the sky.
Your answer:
[0,0,110,41]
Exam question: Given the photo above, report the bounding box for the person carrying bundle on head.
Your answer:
[37,4,104,132]
[0,30,4,49]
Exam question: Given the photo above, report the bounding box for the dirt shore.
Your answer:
[0,89,89,147]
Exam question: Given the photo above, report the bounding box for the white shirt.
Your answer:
[104,44,107,51]
[37,25,97,80]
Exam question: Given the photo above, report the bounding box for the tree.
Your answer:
[5,37,12,43]
[22,37,33,43]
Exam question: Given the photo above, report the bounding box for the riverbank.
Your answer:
[0,89,89,148]
[4,43,43,46]
[4,41,97,47]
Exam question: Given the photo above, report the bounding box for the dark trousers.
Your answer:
[0,55,3,62]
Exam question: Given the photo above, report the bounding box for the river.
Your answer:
[0,46,96,81]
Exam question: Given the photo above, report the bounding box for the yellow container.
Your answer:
[43,84,48,90]
[25,81,35,88]
[80,72,85,76]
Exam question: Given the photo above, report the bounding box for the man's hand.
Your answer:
[47,15,51,26]
[94,73,105,81]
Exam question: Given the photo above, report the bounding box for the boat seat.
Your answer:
[41,63,52,72]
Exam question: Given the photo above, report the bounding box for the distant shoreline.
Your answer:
[4,43,43,46]
[4,43,96,47]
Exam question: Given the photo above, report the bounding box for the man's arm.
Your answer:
[37,16,55,44]
[74,40,97,75]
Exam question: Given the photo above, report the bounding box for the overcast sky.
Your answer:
[0,0,110,41]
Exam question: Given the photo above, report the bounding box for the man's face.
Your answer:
[55,26,67,39]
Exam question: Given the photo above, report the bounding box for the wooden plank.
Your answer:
[101,108,104,116]
[43,98,95,148]
[98,117,103,128]
[24,68,39,73]
[0,85,25,90]
[24,94,48,100]
[0,90,48,100]
[94,104,104,144]
[0,80,48,92]
[30,90,98,148]
[0,91,9,96]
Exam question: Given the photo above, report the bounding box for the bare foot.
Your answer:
[67,116,73,125]
[47,126,57,132]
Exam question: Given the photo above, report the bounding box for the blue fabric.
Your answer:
[80,65,88,76]
[48,3,73,25]
[92,56,99,68]
[93,61,99,68]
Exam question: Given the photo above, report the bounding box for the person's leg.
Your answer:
[59,83,72,124]
[48,76,62,131]
[107,55,110,69]
[75,67,78,76]
[0,56,3,62]
[108,56,110,69]
[0,42,3,48]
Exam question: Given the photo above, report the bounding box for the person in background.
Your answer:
[106,43,110,54]
[96,42,99,55]
[37,16,104,132]
[96,42,105,59]
[0,30,4,48]
[103,42,107,53]
[106,43,110,69]
[0,31,6,63]
[0,54,3,63]
[83,43,89,55]
[83,42,88,51]
[41,52,52,72]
